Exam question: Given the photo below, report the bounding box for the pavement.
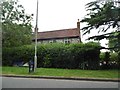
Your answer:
[1,74,120,82]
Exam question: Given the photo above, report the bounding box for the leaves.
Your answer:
[81,1,120,33]
[3,43,101,69]
[108,31,120,52]
[81,0,120,52]
[2,0,33,47]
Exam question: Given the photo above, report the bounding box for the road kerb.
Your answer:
[1,74,119,82]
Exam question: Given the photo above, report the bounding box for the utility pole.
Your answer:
[34,0,38,72]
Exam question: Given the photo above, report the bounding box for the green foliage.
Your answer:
[81,0,120,52]
[108,32,120,52]
[2,0,33,47]
[104,52,110,62]
[110,53,118,62]
[118,52,120,65]
[100,52,118,62]
[2,0,33,24]
[99,52,119,69]
[100,52,105,61]
[81,1,120,34]
[2,42,101,70]
[2,23,32,47]
[2,45,34,66]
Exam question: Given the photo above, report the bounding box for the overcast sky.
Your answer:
[18,0,109,49]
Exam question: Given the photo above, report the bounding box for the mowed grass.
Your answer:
[1,66,119,79]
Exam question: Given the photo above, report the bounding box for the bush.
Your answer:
[2,42,101,70]
[110,53,118,62]
[99,52,119,69]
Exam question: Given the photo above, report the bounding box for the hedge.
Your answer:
[2,42,101,70]
[100,52,119,69]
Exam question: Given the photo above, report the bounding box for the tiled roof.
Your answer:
[36,28,80,40]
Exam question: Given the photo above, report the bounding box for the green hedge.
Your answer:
[2,42,101,70]
[99,52,119,69]
[100,52,119,62]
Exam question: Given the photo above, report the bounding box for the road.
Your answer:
[2,77,118,88]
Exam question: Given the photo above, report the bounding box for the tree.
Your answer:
[81,0,120,51]
[2,0,33,47]
[108,32,119,52]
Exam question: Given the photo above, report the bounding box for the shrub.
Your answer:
[99,52,119,69]
[110,53,118,62]
[2,42,101,69]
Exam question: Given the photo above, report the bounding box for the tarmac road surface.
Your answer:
[2,77,119,88]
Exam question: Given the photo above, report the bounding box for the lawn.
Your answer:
[1,66,119,79]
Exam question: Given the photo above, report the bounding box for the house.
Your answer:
[33,19,81,44]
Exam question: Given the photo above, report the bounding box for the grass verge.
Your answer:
[1,66,119,79]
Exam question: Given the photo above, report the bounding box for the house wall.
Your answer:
[37,37,80,44]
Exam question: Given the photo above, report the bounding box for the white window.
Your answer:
[64,38,70,44]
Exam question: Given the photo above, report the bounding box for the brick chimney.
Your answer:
[77,19,80,29]
[77,19,81,42]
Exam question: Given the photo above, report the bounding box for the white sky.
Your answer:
[18,0,109,49]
